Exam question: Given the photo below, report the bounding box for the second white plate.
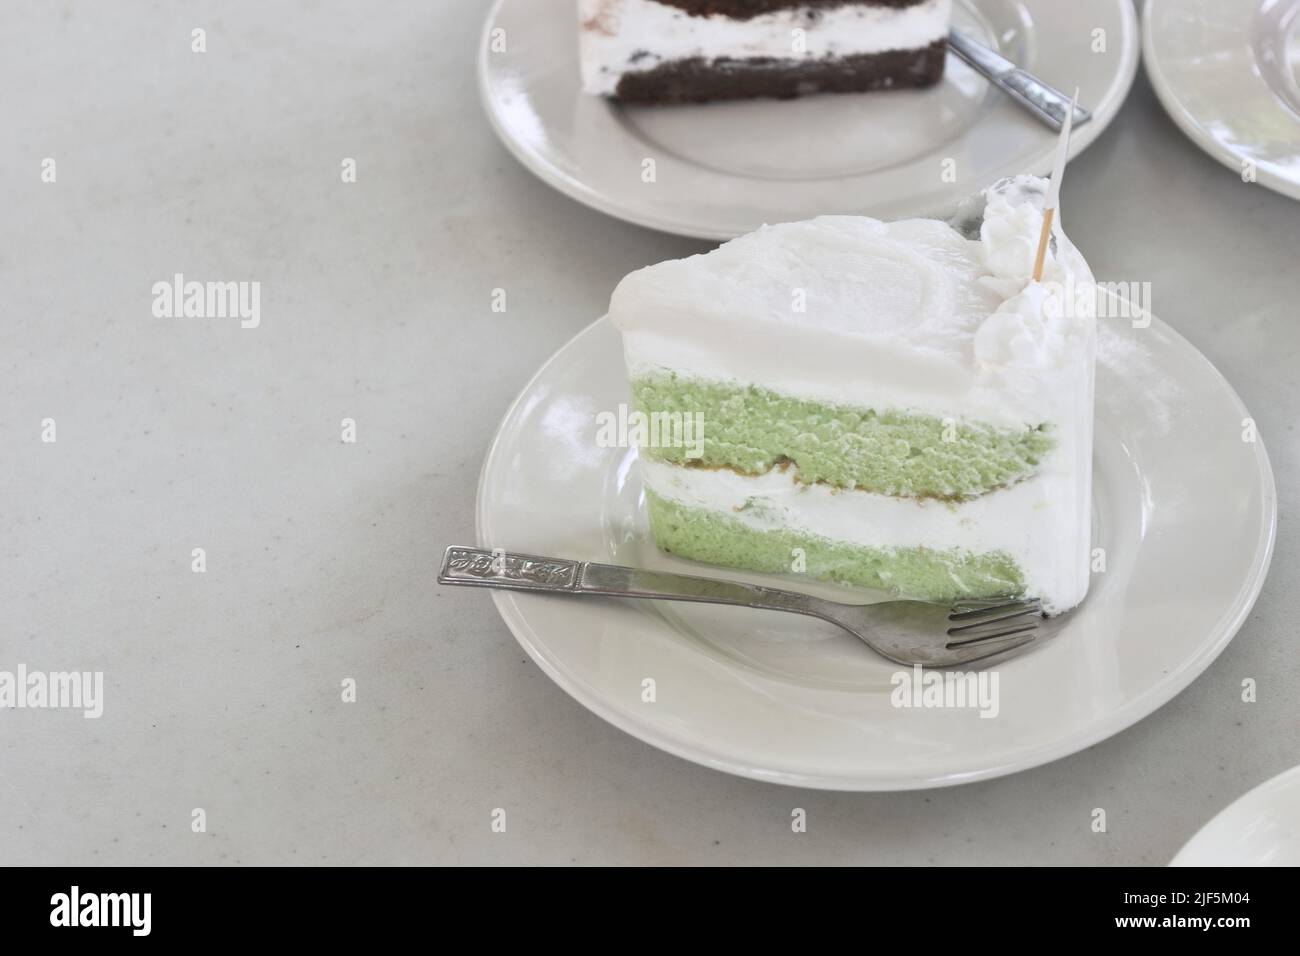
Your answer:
[479,0,1140,238]
[1144,0,1300,202]
[1172,764,1300,866]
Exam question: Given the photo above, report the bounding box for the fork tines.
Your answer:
[946,598,1044,649]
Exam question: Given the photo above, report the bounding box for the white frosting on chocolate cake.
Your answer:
[579,0,953,96]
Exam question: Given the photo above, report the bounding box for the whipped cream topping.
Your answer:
[611,175,1096,428]
[980,187,1049,289]
[973,180,1097,373]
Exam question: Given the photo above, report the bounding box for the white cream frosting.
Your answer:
[612,176,1097,611]
[611,176,1096,428]
[579,0,953,97]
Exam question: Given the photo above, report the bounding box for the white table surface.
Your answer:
[2,0,1296,866]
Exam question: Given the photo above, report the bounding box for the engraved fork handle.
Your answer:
[438,546,837,622]
[947,29,1092,132]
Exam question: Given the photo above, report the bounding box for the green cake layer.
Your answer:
[631,371,1053,499]
[646,491,1025,602]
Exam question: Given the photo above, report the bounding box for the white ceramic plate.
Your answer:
[1172,765,1300,865]
[478,0,1139,239]
[1144,0,1300,201]
[474,310,1276,790]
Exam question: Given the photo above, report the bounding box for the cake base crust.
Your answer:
[613,40,946,104]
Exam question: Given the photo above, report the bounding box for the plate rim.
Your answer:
[1142,0,1300,202]
[478,0,1143,239]
[474,313,1278,790]
[1170,763,1300,865]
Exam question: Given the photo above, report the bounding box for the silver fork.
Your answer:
[947,29,1092,132]
[438,546,1057,668]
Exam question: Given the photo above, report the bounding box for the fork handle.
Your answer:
[438,546,832,621]
[947,29,1092,132]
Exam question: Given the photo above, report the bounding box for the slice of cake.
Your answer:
[609,176,1097,613]
[579,0,952,104]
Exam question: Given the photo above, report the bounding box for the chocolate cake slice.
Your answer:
[579,0,951,104]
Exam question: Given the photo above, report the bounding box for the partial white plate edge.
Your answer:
[472,313,1278,791]
[475,0,729,241]
[1141,0,1300,202]
[1171,763,1300,865]
[478,0,1143,240]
